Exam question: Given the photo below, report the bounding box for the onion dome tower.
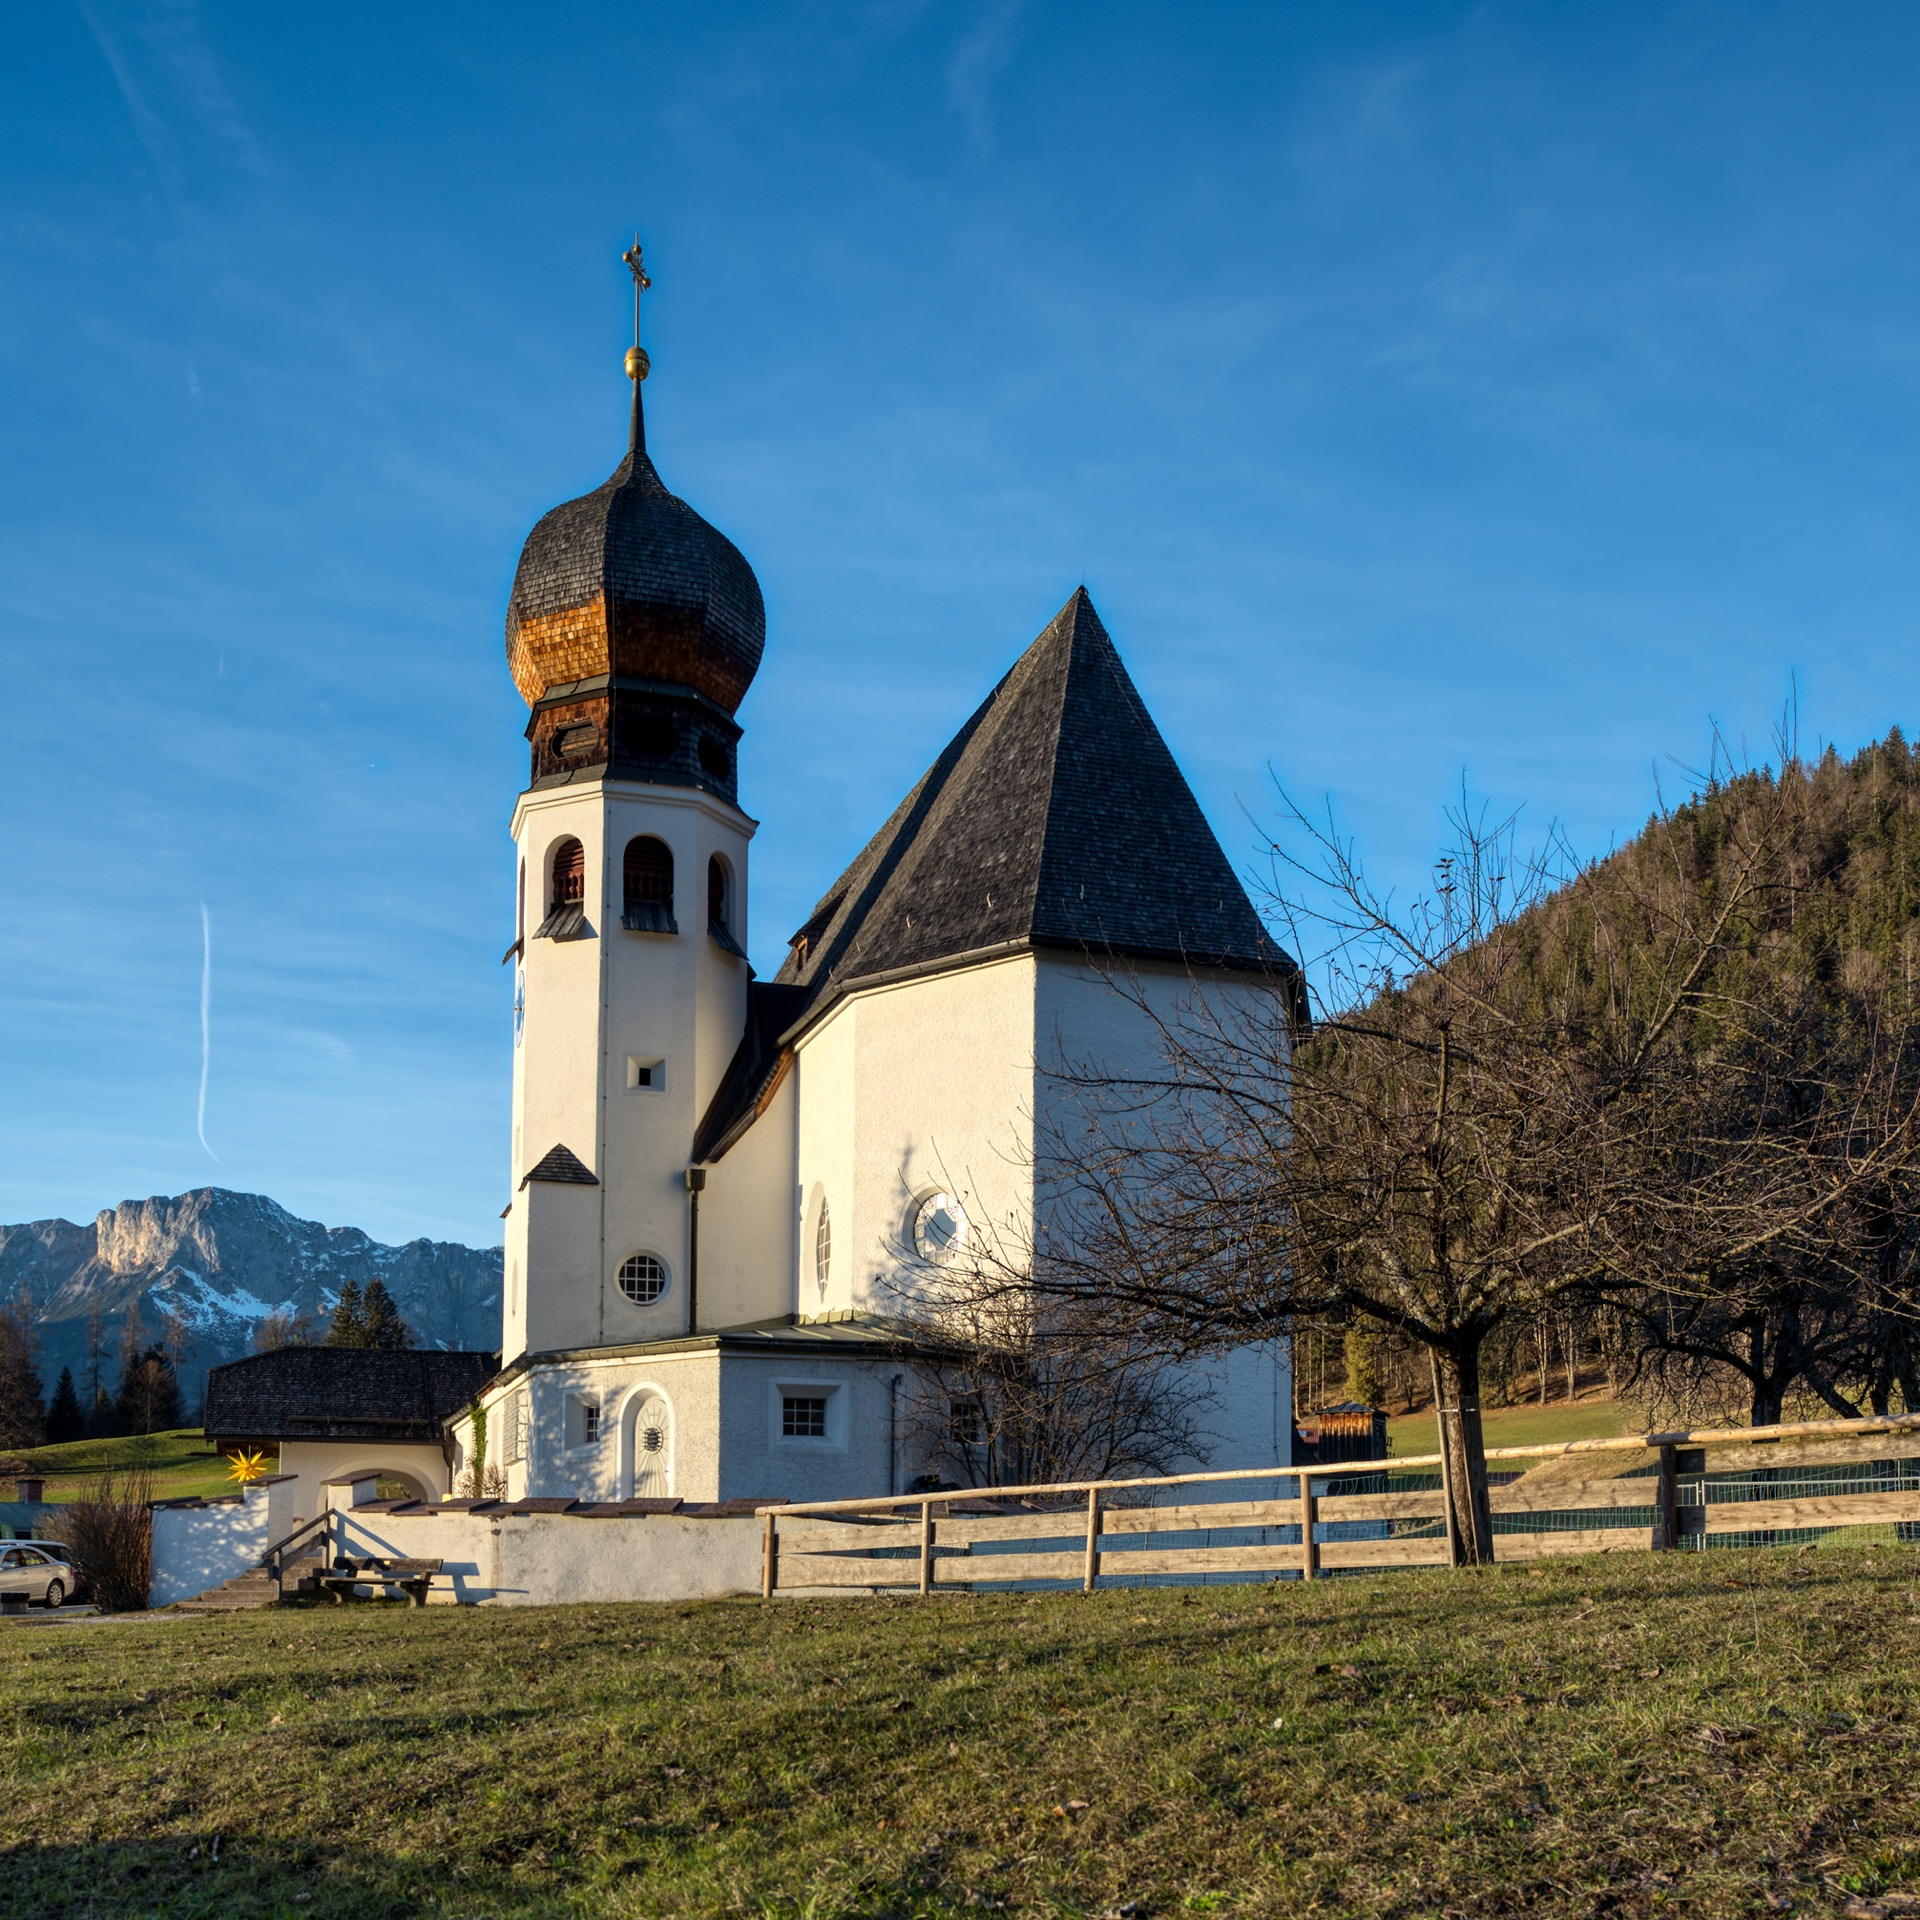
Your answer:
[505,254,765,804]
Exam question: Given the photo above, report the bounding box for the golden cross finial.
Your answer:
[622,234,651,346]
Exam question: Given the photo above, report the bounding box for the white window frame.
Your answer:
[770,1378,847,1452]
[567,1393,602,1450]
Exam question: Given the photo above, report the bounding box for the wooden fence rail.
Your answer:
[759,1409,1920,1598]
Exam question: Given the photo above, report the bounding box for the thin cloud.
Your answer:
[948,0,1026,155]
[78,0,270,201]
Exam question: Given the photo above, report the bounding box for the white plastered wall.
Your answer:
[795,953,1039,1321]
[456,1343,919,1505]
[1032,952,1295,1471]
[715,1351,916,1503]
[276,1439,451,1511]
[698,1064,799,1330]
[507,777,756,1360]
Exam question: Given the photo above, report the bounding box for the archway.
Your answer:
[617,1389,674,1499]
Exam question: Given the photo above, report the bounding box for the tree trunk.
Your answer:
[1431,1341,1495,1565]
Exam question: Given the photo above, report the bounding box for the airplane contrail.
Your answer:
[197,901,220,1163]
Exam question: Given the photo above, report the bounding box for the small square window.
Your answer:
[567,1395,601,1449]
[626,1056,665,1091]
[781,1394,828,1439]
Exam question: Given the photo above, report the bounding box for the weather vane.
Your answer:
[622,235,651,380]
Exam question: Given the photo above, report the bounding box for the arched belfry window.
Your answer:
[533,836,591,942]
[707,855,745,957]
[623,836,676,934]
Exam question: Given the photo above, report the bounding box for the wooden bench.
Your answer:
[314,1557,444,1608]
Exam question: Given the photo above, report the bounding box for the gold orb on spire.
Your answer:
[622,234,652,382]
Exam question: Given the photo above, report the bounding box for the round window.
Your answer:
[617,1253,669,1304]
[911,1191,969,1263]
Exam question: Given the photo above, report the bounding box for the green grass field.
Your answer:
[4,1429,266,1505]
[3,1547,1918,1917]
[1386,1397,1638,1458]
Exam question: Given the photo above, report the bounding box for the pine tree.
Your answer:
[360,1279,414,1351]
[325,1279,366,1348]
[0,1300,45,1449]
[113,1344,183,1436]
[88,1388,118,1439]
[44,1366,86,1444]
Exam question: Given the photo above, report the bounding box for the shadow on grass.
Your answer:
[0,1839,1003,1919]
[0,1839,549,1920]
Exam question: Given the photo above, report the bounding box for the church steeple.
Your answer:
[504,240,764,803]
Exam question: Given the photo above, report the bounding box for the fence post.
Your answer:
[1083,1488,1103,1592]
[1299,1471,1320,1582]
[917,1501,935,1597]
[1652,1444,1678,1552]
[761,1510,777,1598]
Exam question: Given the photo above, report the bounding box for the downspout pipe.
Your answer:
[889,1373,902,1497]
[684,1166,706,1334]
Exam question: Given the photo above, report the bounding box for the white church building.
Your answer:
[439,305,1298,1510]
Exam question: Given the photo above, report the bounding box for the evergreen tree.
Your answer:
[360,1279,415,1351]
[0,1300,45,1449]
[1343,1327,1386,1408]
[113,1344,183,1436]
[325,1279,366,1348]
[44,1366,86,1444]
[88,1388,119,1439]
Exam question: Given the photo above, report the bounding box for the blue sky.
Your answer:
[4,3,1919,1249]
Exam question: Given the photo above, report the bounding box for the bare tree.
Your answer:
[888,1279,1215,1491]
[957,765,1920,1563]
[253,1306,318,1352]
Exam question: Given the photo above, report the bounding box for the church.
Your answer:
[441,270,1298,1511]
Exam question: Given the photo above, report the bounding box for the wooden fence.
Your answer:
[759,1409,1920,1596]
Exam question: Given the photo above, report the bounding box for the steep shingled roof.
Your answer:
[202,1347,500,1445]
[779,588,1284,993]
[692,590,1295,1160]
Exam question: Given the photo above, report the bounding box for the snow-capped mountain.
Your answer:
[0,1189,501,1412]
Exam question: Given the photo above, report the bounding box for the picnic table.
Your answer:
[314,1556,444,1608]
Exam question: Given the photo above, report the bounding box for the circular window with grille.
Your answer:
[617,1252,669,1304]
[911,1191,969,1263]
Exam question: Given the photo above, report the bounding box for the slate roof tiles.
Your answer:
[693,589,1298,1159]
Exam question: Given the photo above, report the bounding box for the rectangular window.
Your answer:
[567,1395,601,1449]
[781,1394,828,1439]
[626,1056,666,1091]
[585,1402,600,1444]
[506,1390,528,1464]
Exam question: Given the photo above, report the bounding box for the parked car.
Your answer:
[0,1543,77,1608]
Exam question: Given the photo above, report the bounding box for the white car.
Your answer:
[0,1543,76,1608]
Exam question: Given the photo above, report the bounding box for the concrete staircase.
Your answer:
[171,1550,326,1613]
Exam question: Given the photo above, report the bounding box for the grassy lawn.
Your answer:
[4,1430,264,1505]
[1387,1397,1637,1458]
[4,1549,1920,1917]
